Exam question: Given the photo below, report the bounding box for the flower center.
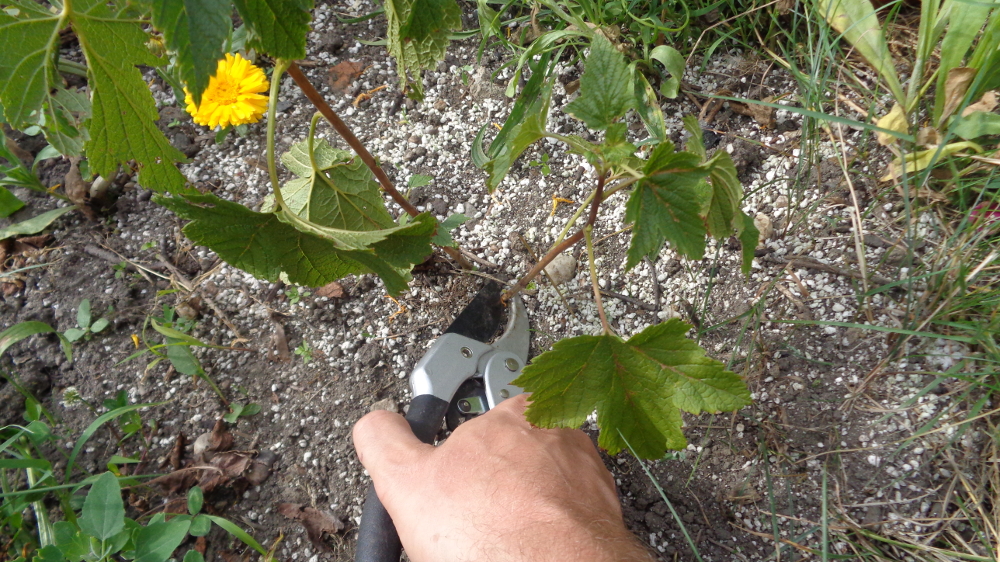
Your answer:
[214,76,240,105]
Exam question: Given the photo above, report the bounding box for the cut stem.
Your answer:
[585,226,611,335]
[285,62,471,269]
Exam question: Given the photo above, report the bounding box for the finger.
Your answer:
[353,410,430,477]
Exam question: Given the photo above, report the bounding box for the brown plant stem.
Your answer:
[585,226,612,335]
[505,172,606,301]
[285,62,472,270]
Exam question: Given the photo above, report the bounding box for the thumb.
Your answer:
[353,410,430,479]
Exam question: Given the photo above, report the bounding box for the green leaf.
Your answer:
[431,213,467,247]
[54,521,91,562]
[631,66,666,143]
[166,339,201,376]
[33,545,64,562]
[624,144,710,268]
[187,486,203,515]
[0,320,66,360]
[649,45,685,99]
[812,0,903,102]
[484,112,548,191]
[157,193,365,286]
[150,0,232,106]
[564,34,633,130]
[738,211,759,275]
[933,2,995,122]
[384,0,462,97]
[205,516,266,555]
[280,138,352,177]
[90,317,109,333]
[242,403,261,416]
[72,3,188,193]
[598,123,637,167]
[79,472,125,540]
[0,206,73,240]
[183,550,205,562]
[703,150,743,239]
[77,299,91,329]
[407,174,434,189]
[514,320,750,458]
[0,3,62,128]
[233,0,313,59]
[367,212,436,268]
[951,110,1000,140]
[133,519,190,562]
[188,515,211,537]
[64,328,86,343]
[42,87,91,157]
[0,187,24,218]
[223,403,243,423]
[682,115,706,160]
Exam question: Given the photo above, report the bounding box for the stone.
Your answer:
[543,253,576,285]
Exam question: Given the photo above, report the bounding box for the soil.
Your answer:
[0,2,983,561]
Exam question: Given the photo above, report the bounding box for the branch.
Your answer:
[285,62,472,270]
[505,172,607,300]
[586,226,612,335]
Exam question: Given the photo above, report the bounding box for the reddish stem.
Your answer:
[285,63,472,270]
[505,173,607,300]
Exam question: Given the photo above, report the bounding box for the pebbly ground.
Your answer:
[0,1,987,561]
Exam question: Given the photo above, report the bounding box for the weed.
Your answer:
[295,340,313,364]
[64,299,110,343]
[223,402,262,423]
[285,285,310,305]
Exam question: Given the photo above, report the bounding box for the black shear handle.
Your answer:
[355,394,450,562]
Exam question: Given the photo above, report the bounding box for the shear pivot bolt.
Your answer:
[460,347,473,358]
[499,389,510,399]
[505,358,519,371]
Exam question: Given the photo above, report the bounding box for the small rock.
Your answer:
[543,254,576,285]
[356,342,380,367]
[774,195,789,208]
[408,134,422,145]
[430,198,447,215]
[370,398,399,413]
[276,100,294,113]
[754,212,774,245]
[433,99,447,111]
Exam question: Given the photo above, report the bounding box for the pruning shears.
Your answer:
[355,281,531,562]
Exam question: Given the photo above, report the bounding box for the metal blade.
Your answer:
[491,295,529,364]
[444,280,505,342]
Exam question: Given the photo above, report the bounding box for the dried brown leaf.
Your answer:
[315,281,345,298]
[63,157,95,220]
[278,503,344,550]
[269,314,290,363]
[730,99,775,128]
[916,126,940,147]
[197,451,253,492]
[328,61,366,94]
[169,433,186,470]
[875,103,907,146]
[962,91,998,117]
[208,418,233,452]
[940,67,978,125]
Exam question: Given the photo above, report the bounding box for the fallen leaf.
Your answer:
[962,91,998,117]
[197,451,253,492]
[881,141,984,181]
[278,503,344,551]
[730,99,775,128]
[875,103,907,146]
[916,126,940,147]
[269,314,290,363]
[169,433,186,471]
[328,61,366,93]
[63,157,97,220]
[315,281,345,298]
[245,450,278,486]
[193,418,233,461]
[940,67,978,125]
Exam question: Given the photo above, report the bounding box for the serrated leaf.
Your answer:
[515,320,751,458]
[624,144,709,268]
[42,87,91,156]
[280,138,353,177]
[233,0,313,59]
[703,150,743,239]
[79,472,125,540]
[0,4,62,128]
[431,213,467,247]
[631,66,666,143]
[157,193,364,286]
[384,0,461,97]
[599,123,637,166]
[564,34,633,130]
[150,0,231,106]
[72,3,188,193]
[682,115,705,160]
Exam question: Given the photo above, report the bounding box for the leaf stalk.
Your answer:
[585,225,612,335]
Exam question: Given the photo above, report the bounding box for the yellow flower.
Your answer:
[184,53,269,130]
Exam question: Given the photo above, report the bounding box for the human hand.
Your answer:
[352,394,654,562]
